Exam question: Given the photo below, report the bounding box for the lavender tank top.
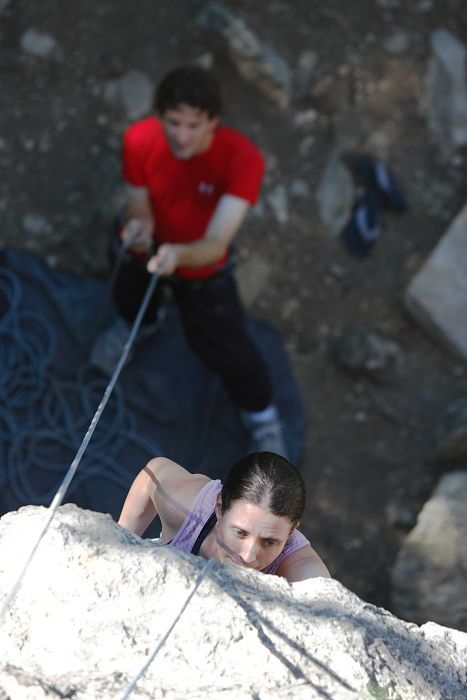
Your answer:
[169,479,310,575]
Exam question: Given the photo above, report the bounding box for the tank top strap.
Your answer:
[169,479,222,554]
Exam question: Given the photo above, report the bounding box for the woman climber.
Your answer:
[118,451,330,582]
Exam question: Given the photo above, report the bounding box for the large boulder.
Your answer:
[0,504,466,699]
[391,472,467,632]
[405,200,467,362]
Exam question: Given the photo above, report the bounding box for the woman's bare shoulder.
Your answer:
[145,457,209,494]
[276,543,331,582]
[145,457,212,533]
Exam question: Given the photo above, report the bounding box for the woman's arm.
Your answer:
[118,464,158,536]
[277,544,331,583]
[118,457,209,539]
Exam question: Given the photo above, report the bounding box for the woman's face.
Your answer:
[214,498,294,572]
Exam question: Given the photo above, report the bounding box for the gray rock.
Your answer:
[266,183,288,225]
[1,504,466,699]
[293,108,318,128]
[436,396,467,461]
[195,52,214,70]
[328,262,346,279]
[315,154,355,236]
[198,2,291,108]
[405,200,467,362]
[333,328,402,383]
[297,49,318,73]
[235,254,272,307]
[21,137,35,152]
[22,213,52,237]
[20,27,62,61]
[353,410,368,423]
[298,134,315,157]
[119,69,154,120]
[281,297,299,321]
[103,69,154,120]
[96,113,109,127]
[385,500,417,531]
[101,80,119,104]
[45,254,58,269]
[391,472,467,632]
[384,30,411,54]
[0,0,11,14]
[289,178,310,199]
[294,49,318,98]
[426,29,467,158]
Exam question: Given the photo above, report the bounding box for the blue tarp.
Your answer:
[0,248,304,536]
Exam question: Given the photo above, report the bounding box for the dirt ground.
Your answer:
[1,0,467,610]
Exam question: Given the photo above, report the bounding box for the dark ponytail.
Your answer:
[221,452,305,525]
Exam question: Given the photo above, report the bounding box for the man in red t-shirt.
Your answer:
[92,65,287,457]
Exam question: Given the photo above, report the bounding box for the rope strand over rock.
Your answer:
[119,558,215,700]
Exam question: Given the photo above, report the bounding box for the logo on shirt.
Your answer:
[198,181,215,196]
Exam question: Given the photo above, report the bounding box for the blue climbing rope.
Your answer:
[0,265,160,504]
[0,265,159,620]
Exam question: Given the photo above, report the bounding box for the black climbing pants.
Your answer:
[110,239,273,413]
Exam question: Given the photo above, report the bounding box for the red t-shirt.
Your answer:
[122,117,265,279]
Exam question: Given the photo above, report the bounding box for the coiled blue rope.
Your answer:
[0,264,160,620]
[0,267,160,505]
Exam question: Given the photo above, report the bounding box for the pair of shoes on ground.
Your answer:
[342,155,408,257]
[89,310,165,376]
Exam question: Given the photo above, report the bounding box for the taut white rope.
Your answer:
[0,271,159,622]
[118,558,215,700]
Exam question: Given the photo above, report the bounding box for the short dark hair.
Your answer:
[155,65,222,118]
[221,452,305,525]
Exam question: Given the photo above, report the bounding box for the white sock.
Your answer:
[242,404,278,425]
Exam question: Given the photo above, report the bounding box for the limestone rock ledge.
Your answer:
[0,505,465,700]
